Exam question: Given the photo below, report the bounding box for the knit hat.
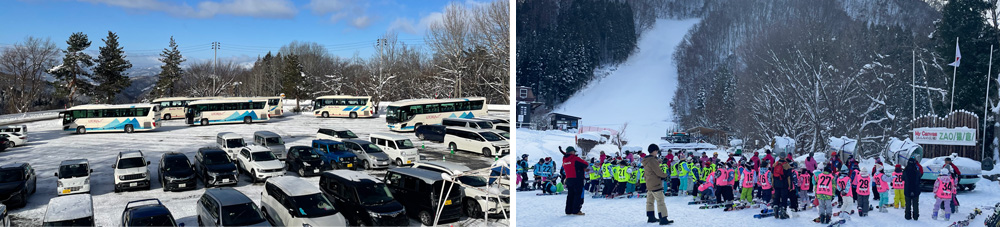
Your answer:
[565,146,576,153]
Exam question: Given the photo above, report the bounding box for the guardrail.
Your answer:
[0,110,61,126]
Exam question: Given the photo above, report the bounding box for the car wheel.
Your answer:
[350,112,357,118]
[483,148,492,157]
[200,119,208,126]
[362,160,370,170]
[251,169,258,183]
[449,143,458,152]
[396,158,403,166]
[31,178,36,194]
[465,199,483,219]
[77,126,86,134]
[967,184,976,191]
[244,116,252,124]
[418,133,425,140]
[125,124,134,133]
[419,210,434,226]
[114,186,120,193]
[18,191,27,207]
[298,168,306,177]
[198,218,203,226]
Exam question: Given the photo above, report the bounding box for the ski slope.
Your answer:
[1,107,509,226]
[555,19,700,146]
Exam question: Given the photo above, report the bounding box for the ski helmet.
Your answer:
[522,154,529,159]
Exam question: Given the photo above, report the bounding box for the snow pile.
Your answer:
[577,132,602,142]
[828,136,858,155]
[885,137,921,165]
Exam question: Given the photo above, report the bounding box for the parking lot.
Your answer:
[0,109,509,226]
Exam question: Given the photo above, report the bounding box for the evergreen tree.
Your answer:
[934,0,1000,114]
[152,36,184,98]
[281,54,305,111]
[93,31,132,103]
[49,32,95,106]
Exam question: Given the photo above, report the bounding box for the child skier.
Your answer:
[699,170,717,202]
[836,166,855,218]
[660,158,671,196]
[715,163,736,204]
[669,159,680,196]
[891,164,905,209]
[690,160,702,198]
[797,165,812,211]
[854,168,872,217]
[626,162,638,195]
[874,165,892,213]
[814,165,836,224]
[615,160,629,196]
[636,162,647,193]
[932,168,956,221]
[602,160,614,197]
[532,158,546,190]
[679,158,691,196]
[740,162,757,203]
[758,166,773,204]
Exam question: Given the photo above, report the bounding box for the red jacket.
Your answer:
[563,154,589,179]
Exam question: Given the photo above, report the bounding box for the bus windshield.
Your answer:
[268,99,280,106]
[385,106,402,123]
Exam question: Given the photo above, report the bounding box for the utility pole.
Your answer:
[376,38,386,112]
[212,42,220,95]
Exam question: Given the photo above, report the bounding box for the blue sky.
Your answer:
[0,0,471,68]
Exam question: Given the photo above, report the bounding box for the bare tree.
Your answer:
[427,2,471,98]
[0,37,59,113]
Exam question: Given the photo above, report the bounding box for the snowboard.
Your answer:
[948,208,982,227]
[754,211,775,219]
[833,210,854,217]
[724,203,762,212]
[827,219,847,227]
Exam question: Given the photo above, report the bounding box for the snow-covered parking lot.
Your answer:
[1,110,509,226]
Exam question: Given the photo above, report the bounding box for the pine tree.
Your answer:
[281,54,304,111]
[49,32,95,106]
[93,31,132,104]
[152,37,185,98]
[934,0,1000,114]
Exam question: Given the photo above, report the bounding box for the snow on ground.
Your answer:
[553,19,700,147]
[2,108,508,226]
[517,129,1000,227]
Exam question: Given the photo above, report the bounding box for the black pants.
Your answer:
[587,179,600,193]
[789,189,799,209]
[616,181,627,194]
[718,186,734,202]
[904,195,919,219]
[565,177,584,214]
[602,179,614,196]
[670,178,680,195]
[519,172,528,189]
[774,187,789,208]
[637,183,647,193]
[692,182,701,196]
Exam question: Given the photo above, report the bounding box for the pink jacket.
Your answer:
[804,158,817,172]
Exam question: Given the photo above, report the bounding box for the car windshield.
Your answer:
[226,139,245,148]
[58,164,89,178]
[497,125,509,131]
[357,184,395,206]
[336,131,358,139]
[163,157,189,172]
[221,203,265,226]
[117,157,146,169]
[479,132,503,142]
[264,137,283,145]
[290,193,338,218]
[458,176,489,187]
[128,214,175,226]
[43,217,94,226]
[475,122,494,129]
[295,148,322,160]
[363,144,384,153]
[395,140,415,149]
[251,152,277,162]
[498,132,510,139]
[0,169,23,183]
[203,153,232,165]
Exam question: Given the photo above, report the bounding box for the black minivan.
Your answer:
[319,170,408,226]
[285,146,325,177]
[414,125,446,142]
[383,168,463,226]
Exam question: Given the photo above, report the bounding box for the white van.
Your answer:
[443,127,509,157]
[217,132,246,160]
[442,118,494,130]
[369,133,420,166]
[0,125,26,134]
[316,127,359,142]
[253,131,286,161]
[56,159,92,196]
[261,177,347,226]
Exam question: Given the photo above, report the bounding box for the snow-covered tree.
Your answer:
[151,37,184,98]
[93,31,132,104]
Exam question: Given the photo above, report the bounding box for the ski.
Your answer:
[724,203,762,212]
[699,202,733,209]
[826,219,847,227]
[536,193,562,196]
[833,210,854,217]
[688,200,712,205]
[754,211,775,219]
[948,208,982,227]
[627,194,647,199]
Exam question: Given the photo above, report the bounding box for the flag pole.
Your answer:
[985,45,993,162]
[951,37,959,113]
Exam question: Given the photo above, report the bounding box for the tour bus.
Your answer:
[385,97,488,132]
[224,96,284,117]
[312,95,375,118]
[59,104,160,134]
[151,97,208,120]
[185,99,270,126]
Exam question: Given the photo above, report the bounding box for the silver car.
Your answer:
[342,140,391,169]
[253,131,286,160]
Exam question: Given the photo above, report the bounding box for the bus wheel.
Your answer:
[163,114,171,120]
[77,127,86,134]
[349,112,357,118]
[200,119,208,126]
[483,148,492,157]
[244,116,252,124]
[124,125,134,133]
[321,112,329,118]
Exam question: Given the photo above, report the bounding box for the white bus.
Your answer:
[59,104,160,134]
[385,97,488,132]
[224,96,284,117]
[312,95,375,118]
[151,97,207,120]
[185,99,270,126]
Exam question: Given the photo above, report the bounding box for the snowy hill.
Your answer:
[554,19,699,146]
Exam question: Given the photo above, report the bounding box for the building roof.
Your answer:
[204,188,253,206]
[516,86,536,102]
[44,194,93,222]
[549,113,581,120]
[266,177,321,197]
[388,168,447,184]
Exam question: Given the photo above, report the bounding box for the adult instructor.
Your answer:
[643,144,674,225]
[561,146,588,215]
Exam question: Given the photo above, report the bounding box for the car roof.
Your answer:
[447,127,489,133]
[388,168,446,184]
[44,194,93,222]
[59,159,89,166]
[266,177,321,197]
[127,204,171,218]
[320,127,351,132]
[217,132,241,139]
[312,139,344,145]
[119,150,144,159]
[198,147,226,154]
[342,139,371,145]
[444,118,488,123]
[0,163,25,169]
[253,131,280,137]
[243,145,271,152]
[161,153,188,160]
[204,188,253,206]
[414,161,471,174]
[369,133,409,140]
[324,170,381,185]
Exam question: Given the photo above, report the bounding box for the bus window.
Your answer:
[253,102,264,109]
[268,99,279,106]
[440,103,455,112]
[456,102,468,111]
[409,105,423,114]
[358,99,368,105]
[471,100,484,110]
[87,110,102,118]
[425,104,440,113]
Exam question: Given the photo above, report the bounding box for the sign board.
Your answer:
[912,127,977,146]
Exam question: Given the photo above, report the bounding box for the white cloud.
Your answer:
[388,12,443,35]
[79,0,297,19]
[306,0,375,29]
[351,16,373,29]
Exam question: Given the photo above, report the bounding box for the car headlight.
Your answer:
[339,158,346,162]
[207,171,221,176]
[85,177,89,185]
[303,162,311,167]
[57,181,63,187]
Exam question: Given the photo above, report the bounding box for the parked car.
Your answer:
[414,125,446,143]
[113,150,151,192]
[485,129,509,140]
[0,204,9,227]
[42,194,93,226]
[216,132,246,160]
[236,145,285,183]
[320,170,408,226]
[0,137,8,152]
[253,131,286,160]
[0,125,25,134]
[413,161,510,218]
[383,168,463,226]
[311,140,358,170]
[369,133,420,166]
[341,140,391,170]
[285,146,325,177]
[493,123,510,132]
[316,127,359,142]
[56,159,91,196]
[443,127,510,157]
[442,118,494,130]
[260,177,347,226]
[159,153,197,192]
[194,147,238,187]
[120,198,179,226]
[0,133,25,147]
[0,163,36,207]
[196,188,268,226]
[474,116,508,124]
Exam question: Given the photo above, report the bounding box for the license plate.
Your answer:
[444,200,452,205]
[347,164,353,168]
[313,169,319,173]
[129,182,137,187]
[179,183,186,188]
[222,179,230,183]
[407,160,412,164]
[61,189,71,194]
